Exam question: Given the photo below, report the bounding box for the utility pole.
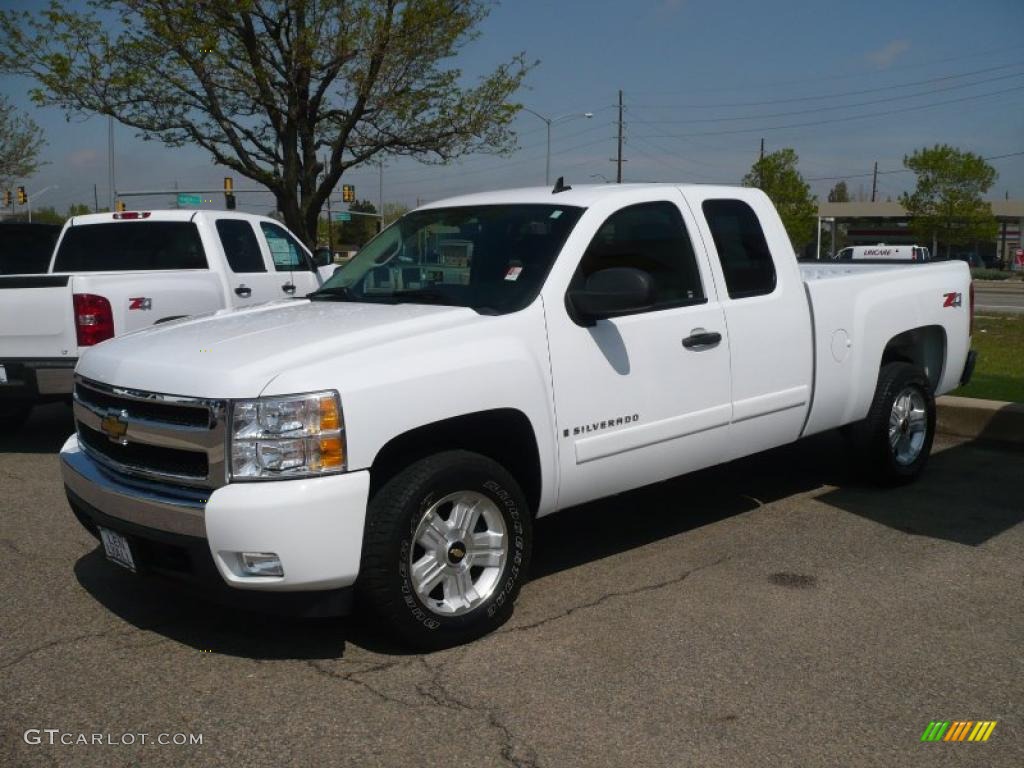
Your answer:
[378,161,384,229]
[615,89,624,183]
[871,161,878,202]
[93,184,99,213]
[323,155,333,251]
[107,116,116,210]
[758,138,765,187]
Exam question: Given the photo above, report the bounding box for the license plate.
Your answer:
[99,527,136,572]
[0,364,7,384]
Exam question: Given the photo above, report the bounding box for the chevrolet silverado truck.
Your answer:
[59,183,976,648]
[0,210,321,429]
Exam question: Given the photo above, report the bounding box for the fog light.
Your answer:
[239,552,284,577]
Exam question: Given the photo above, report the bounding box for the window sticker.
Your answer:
[504,265,523,281]
[550,210,563,219]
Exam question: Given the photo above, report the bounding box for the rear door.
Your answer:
[544,192,733,510]
[689,193,813,459]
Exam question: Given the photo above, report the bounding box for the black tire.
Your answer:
[850,362,935,485]
[0,400,32,432]
[358,450,532,650]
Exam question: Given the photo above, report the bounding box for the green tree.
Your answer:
[30,205,64,225]
[899,144,997,258]
[382,201,410,226]
[0,1,530,247]
[67,203,93,217]
[0,95,45,185]
[743,147,817,249]
[341,199,378,245]
[827,180,850,203]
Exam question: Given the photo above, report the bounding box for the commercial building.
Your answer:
[816,200,1024,266]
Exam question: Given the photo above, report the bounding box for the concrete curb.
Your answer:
[973,280,1024,294]
[936,395,1024,447]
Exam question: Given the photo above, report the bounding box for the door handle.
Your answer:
[281,283,296,294]
[682,328,722,350]
[234,285,251,298]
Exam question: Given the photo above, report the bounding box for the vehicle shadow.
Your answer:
[0,401,74,453]
[71,431,1021,659]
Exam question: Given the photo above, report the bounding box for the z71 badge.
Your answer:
[128,297,153,310]
[943,292,962,308]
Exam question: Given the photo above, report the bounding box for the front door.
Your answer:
[214,218,279,308]
[544,193,733,510]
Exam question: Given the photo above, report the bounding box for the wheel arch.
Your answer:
[368,408,543,514]
[879,324,946,393]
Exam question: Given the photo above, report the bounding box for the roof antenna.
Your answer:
[552,176,571,194]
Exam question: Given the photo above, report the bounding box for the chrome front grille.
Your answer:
[73,376,228,490]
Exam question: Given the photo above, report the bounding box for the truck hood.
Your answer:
[76,299,482,398]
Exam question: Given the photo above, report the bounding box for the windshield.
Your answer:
[314,204,584,314]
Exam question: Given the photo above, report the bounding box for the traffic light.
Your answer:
[224,177,236,209]
[16,186,27,205]
[342,184,355,203]
[2,190,10,207]
[115,200,126,212]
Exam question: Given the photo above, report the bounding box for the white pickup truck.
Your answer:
[58,183,976,648]
[0,210,322,429]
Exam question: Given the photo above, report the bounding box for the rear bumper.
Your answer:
[60,435,371,617]
[0,358,76,400]
[961,349,978,386]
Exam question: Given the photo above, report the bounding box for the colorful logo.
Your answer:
[921,721,997,742]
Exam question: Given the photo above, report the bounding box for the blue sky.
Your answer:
[2,0,1023,214]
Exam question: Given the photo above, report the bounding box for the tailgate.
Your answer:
[0,275,77,358]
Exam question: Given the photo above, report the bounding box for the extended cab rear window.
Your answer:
[53,222,207,272]
[702,199,776,299]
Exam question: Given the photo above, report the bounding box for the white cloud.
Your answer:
[865,39,911,69]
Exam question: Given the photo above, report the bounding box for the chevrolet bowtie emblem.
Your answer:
[100,410,129,444]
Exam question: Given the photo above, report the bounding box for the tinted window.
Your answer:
[0,224,60,274]
[260,222,311,272]
[702,199,776,298]
[216,219,266,273]
[53,222,207,272]
[571,201,704,312]
[318,204,585,314]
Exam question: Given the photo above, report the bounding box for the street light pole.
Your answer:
[26,184,58,224]
[521,108,593,185]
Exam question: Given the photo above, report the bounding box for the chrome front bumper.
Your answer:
[60,435,207,537]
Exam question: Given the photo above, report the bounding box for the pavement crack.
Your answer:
[416,656,541,768]
[0,630,121,672]
[305,658,410,705]
[503,555,730,636]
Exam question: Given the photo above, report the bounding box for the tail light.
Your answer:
[968,281,975,336]
[73,293,115,346]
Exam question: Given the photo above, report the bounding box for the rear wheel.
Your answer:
[358,450,532,649]
[851,362,935,485]
[0,400,32,432]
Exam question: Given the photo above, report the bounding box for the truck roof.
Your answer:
[65,210,273,227]
[418,182,750,210]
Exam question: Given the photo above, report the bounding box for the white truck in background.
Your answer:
[0,210,322,429]
[835,244,931,261]
[57,183,976,649]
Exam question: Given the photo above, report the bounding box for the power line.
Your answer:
[805,150,1024,182]
[630,61,1024,109]
[637,84,1024,139]
[628,70,1023,125]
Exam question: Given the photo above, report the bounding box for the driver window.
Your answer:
[571,201,705,311]
[260,222,313,272]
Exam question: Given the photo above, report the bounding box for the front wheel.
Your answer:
[851,362,936,485]
[358,450,532,650]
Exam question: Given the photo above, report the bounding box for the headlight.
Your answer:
[229,391,345,480]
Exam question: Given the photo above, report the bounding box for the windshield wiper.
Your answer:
[308,285,357,301]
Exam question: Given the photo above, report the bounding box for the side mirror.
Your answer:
[568,267,655,325]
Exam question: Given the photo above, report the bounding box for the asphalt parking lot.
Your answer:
[2,403,1021,768]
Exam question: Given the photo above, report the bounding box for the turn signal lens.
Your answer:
[319,396,341,430]
[318,436,344,468]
